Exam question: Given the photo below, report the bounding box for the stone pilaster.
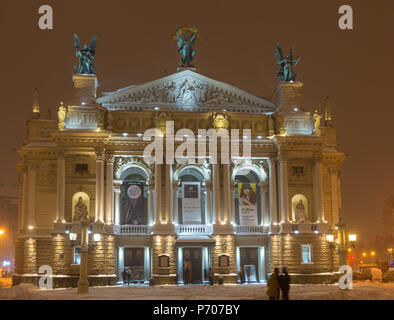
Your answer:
[23,238,37,275]
[26,162,37,230]
[56,151,65,223]
[212,235,237,284]
[95,149,105,223]
[314,155,325,223]
[268,158,279,229]
[113,180,121,225]
[151,235,177,285]
[105,154,114,224]
[212,164,221,224]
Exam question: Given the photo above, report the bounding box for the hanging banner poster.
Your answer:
[238,183,258,225]
[182,182,201,224]
[125,182,145,225]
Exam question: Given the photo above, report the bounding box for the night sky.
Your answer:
[1,0,393,243]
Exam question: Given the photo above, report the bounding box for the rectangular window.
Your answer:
[75,163,88,173]
[292,166,304,175]
[73,246,81,265]
[301,244,312,264]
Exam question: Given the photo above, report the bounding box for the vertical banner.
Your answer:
[182,182,201,224]
[125,182,145,225]
[238,183,258,225]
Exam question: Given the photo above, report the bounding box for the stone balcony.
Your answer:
[175,224,213,236]
[234,225,268,235]
[113,224,152,235]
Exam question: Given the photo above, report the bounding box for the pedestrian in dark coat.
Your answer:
[279,267,291,300]
[266,268,280,300]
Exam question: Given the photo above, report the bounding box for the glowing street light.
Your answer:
[362,252,367,258]
[371,251,376,256]
[0,229,4,236]
[348,232,357,242]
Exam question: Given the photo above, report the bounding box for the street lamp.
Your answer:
[348,232,357,243]
[0,229,4,236]
[68,220,101,294]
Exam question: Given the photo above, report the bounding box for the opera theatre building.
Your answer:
[13,49,345,288]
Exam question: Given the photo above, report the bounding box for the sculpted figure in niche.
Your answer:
[58,102,66,130]
[74,196,88,221]
[295,199,307,223]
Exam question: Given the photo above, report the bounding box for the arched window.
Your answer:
[177,167,207,225]
[120,166,149,225]
[234,169,261,225]
[291,194,309,223]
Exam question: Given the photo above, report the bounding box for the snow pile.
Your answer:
[0,284,46,300]
[1,281,393,300]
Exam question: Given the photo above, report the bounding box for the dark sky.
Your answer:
[1,0,393,243]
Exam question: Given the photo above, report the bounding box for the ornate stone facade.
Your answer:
[14,67,345,288]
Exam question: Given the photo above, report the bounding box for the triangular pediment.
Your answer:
[97,70,277,113]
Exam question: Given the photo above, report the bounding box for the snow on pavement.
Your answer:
[0,281,393,300]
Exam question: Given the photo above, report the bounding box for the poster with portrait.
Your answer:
[124,182,145,225]
[238,183,258,225]
[182,182,201,224]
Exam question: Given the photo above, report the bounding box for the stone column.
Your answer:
[95,149,105,223]
[105,154,114,224]
[26,162,37,229]
[56,151,65,223]
[278,155,289,223]
[314,155,325,223]
[329,167,339,226]
[268,158,278,224]
[229,181,235,224]
[17,165,28,231]
[212,164,221,224]
[164,164,173,224]
[148,182,154,225]
[260,182,269,225]
[172,181,179,224]
[154,164,162,224]
[114,182,121,225]
[222,164,231,223]
[205,182,212,224]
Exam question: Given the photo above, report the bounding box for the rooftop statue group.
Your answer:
[173,27,200,68]
[275,43,301,82]
[73,34,97,74]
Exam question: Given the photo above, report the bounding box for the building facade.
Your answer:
[13,62,345,287]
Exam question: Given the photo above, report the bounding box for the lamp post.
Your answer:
[336,212,347,267]
[68,220,100,294]
[325,227,335,272]
[77,219,90,294]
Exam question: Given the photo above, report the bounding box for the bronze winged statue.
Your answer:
[275,43,301,82]
[73,34,97,74]
[174,27,199,67]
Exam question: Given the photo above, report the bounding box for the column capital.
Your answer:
[328,166,340,174]
[56,150,65,159]
[278,153,289,163]
[105,153,115,163]
[95,148,105,161]
[314,154,323,163]
[26,161,39,171]
[267,157,277,167]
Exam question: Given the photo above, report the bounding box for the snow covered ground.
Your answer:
[0,281,393,300]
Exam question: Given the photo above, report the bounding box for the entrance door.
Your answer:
[124,248,145,284]
[183,248,202,284]
[240,248,259,283]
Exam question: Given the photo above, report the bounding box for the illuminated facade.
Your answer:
[13,66,345,287]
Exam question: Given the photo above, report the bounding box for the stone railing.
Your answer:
[114,225,151,235]
[176,224,213,235]
[235,225,267,234]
